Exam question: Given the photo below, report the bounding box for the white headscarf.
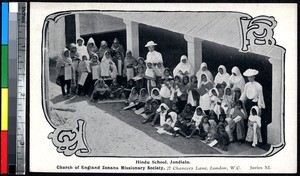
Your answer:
[196,62,214,82]
[173,55,194,77]
[229,66,246,92]
[214,65,230,85]
[100,51,117,78]
[249,106,261,127]
[166,111,177,127]
[192,106,204,126]
[76,37,89,60]
[56,48,72,76]
[151,88,161,100]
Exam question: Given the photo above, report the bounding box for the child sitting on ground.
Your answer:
[127,88,149,111]
[198,116,211,140]
[141,100,160,124]
[163,112,177,133]
[125,87,139,106]
[150,88,162,104]
[151,103,169,126]
[215,123,230,151]
[109,78,124,99]
[123,79,135,99]
[186,106,205,139]
[90,78,110,102]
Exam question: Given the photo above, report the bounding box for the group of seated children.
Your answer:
[122,63,262,151]
[56,39,263,151]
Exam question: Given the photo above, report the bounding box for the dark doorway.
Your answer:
[138,24,187,70]
[65,15,76,47]
[202,40,272,145]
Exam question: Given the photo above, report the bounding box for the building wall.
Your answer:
[79,13,125,36]
[47,17,66,58]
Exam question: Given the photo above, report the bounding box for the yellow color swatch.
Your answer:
[1,88,8,130]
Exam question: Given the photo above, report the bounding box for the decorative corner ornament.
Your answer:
[48,119,90,156]
[240,16,277,52]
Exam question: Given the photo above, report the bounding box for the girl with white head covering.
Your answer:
[89,53,101,82]
[163,112,178,133]
[229,66,246,92]
[150,87,161,104]
[152,103,170,127]
[87,37,98,59]
[214,65,230,85]
[98,40,111,60]
[198,73,212,115]
[173,55,195,78]
[100,51,117,79]
[196,62,214,83]
[245,106,262,147]
[56,48,75,97]
[240,69,265,111]
[221,86,234,115]
[76,37,89,61]
[77,54,91,97]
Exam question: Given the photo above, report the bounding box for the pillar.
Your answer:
[123,20,139,59]
[267,57,283,145]
[184,35,203,74]
[75,13,80,40]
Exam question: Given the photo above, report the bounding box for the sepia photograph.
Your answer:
[29,2,297,173]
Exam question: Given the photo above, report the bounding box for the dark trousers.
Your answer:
[59,75,71,96]
[78,73,92,96]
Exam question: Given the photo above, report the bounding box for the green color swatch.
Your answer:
[2,45,8,88]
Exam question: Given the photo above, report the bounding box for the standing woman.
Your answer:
[229,66,246,92]
[145,41,163,68]
[196,62,214,83]
[173,55,194,78]
[56,48,75,97]
[240,69,265,115]
[214,65,230,85]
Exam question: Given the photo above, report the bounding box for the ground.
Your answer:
[47,63,267,156]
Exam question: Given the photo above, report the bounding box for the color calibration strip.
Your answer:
[1,2,9,174]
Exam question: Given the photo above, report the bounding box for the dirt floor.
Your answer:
[46,63,267,156]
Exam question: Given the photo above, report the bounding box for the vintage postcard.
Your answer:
[29,3,297,173]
